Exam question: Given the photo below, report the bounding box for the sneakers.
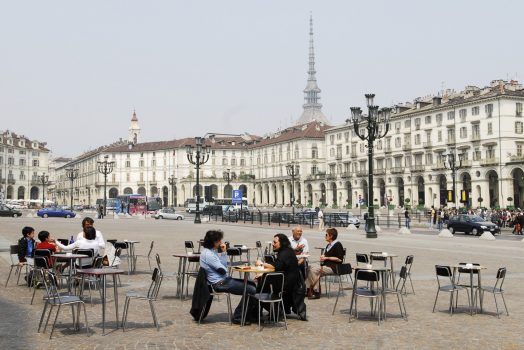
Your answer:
[308,291,321,300]
[232,319,251,325]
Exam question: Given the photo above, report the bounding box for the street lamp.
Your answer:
[223,168,236,198]
[186,137,210,224]
[168,175,177,207]
[286,162,299,216]
[443,152,463,209]
[38,173,49,207]
[351,93,391,238]
[65,167,79,211]
[96,155,115,217]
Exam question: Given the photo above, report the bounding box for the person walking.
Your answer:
[318,208,325,231]
[404,209,410,229]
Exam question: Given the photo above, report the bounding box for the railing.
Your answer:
[374,168,386,175]
[431,162,446,170]
[461,160,472,167]
[350,152,358,158]
[446,137,456,144]
[326,174,336,180]
[335,154,342,160]
[423,141,432,148]
[340,172,352,178]
[509,155,524,162]
[384,147,392,154]
[471,134,481,142]
[402,144,412,151]
[410,164,425,172]
[391,167,404,174]
[481,157,499,166]
[356,170,368,177]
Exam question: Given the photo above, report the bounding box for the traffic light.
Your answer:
[447,190,454,202]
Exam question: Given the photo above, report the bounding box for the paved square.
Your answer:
[0,215,523,349]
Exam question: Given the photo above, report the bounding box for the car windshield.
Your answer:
[469,216,485,222]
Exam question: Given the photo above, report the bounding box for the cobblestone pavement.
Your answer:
[0,216,523,350]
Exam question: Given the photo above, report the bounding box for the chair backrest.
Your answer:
[356,253,369,265]
[9,245,19,264]
[405,255,414,265]
[74,248,95,267]
[57,239,69,246]
[93,256,104,268]
[395,265,408,291]
[34,256,49,269]
[495,267,507,289]
[227,247,241,257]
[111,247,122,267]
[114,242,128,249]
[336,263,352,276]
[155,253,162,273]
[264,255,275,264]
[147,267,163,300]
[256,241,262,248]
[147,241,155,257]
[184,241,194,253]
[355,269,380,282]
[41,269,62,302]
[34,249,52,258]
[435,265,452,277]
[107,239,117,246]
[370,252,387,261]
[259,272,285,297]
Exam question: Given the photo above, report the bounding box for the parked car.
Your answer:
[329,212,360,228]
[270,212,297,224]
[0,205,23,217]
[295,210,319,225]
[153,208,184,220]
[202,205,223,216]
[447,214,500,236]
[73,205,84,211]
[37,207,76,218]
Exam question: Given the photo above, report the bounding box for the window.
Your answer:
[311,145,318,159]
[139,160,144,167]
[222,158,228,166]
[395,122,401,132]
[425,153,433,164]
[414,118,421,130]
[126,173,130,181]
[336,133,342,140]
[395,137,401,147]
[19,150,25,155]
[459,109,467,122]
[231,158,236,165]
[330,148,335,157]
[32,151,39,157]
[152,172,156,181]
[329,135,335,145]
[344,132,349,141]
[472,106,480,116]
[486,146,495,159]
[151,159,156,167]
[517,103,523,117]
[125,160,130,168]
[19,158,25,166]
[346,145,350,154]
[473,148,481,161]
[425,115,431,124]
[19,171,25,180]
[360,143,365,153]
[447,111,455,120]
[240,159,245,166]
[414,134,421,145]
[516,121,523,134]
[487,122,493,135]
[404,120,411,128]
[485,104,493,118]
[140,173,144,182]
[517,143,523,157]
[460,127,468,138]
[436,113,443,126]
[311,166,317,175]
[32,159,39,167]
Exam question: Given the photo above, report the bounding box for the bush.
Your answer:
[331,204,338,209]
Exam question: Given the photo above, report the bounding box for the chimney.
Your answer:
[433,96,442,106]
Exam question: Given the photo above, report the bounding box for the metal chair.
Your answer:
[432,265,469,315]
[255,241,263,260]
[122,267,163,331]
[37,269,89,339]
[382,266,408,320]
[246,272,287,331]
[355,253,369,266]
[227,247,243,276]
[478,267,509,318]
[136,241,154,271]
[349,269,383,325]
[197,268,232,325]
[184,241,200,296]
[5,244,25,287]
[370,252,393,286]
[401,255,415,295]
[31,255,50,304]
[331,263,353,315]
[72,248,95,268]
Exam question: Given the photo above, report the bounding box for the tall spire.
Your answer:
[297,14,328,125]
[128,109,141,145]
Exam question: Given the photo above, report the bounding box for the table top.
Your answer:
[173,253,201,258]
[53,253,88,259]
[355,266,390,272]
[77,268,125,275]
[370,253,398,258]
[123,240,140,243]
[232,266,274,273]
[452,264,487,270]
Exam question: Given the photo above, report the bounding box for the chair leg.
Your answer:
[493,293,500,318]
[149,300,159,330]
[38,302,49,333]
[432,290,440,313]
[43,305,54,333]
[281,300,287,330]
[49,304,61,339]
[500,293,509,316]
[227,294,232,325]
[82,303,89,335]
[122,297,131,331]
[5,266,14,287]
[258,301,261,331]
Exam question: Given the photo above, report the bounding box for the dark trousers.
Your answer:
[213,277,256,320]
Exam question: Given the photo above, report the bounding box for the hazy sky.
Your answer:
[1,1,522,158]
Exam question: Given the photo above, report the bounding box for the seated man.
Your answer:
[306,228,344,299]
[288,226,309,265]
[18,226,35,267]
[199,230,256,324]
[76,217,106,256]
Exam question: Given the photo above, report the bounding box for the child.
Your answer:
[17,226,35,266]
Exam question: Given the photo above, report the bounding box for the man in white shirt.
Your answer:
[289,226,309,266]
[76,217,106,256]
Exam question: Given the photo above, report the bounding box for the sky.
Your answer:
[1,1,523,158]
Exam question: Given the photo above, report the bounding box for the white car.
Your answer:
[154,208,185,220]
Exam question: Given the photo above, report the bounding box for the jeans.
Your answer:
[405,218,410,229]
[213,277,256,320]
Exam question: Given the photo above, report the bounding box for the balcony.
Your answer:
[391,167,404,174]
[326,174,336,180]
[340,172,352,178]
[374,168,386,175]
[335,154,342,160]
[471,134,481,142]
[384,147,392,154]
[410,164,425,172]
[350,152,358,158]
[508,155,524,164]
[461,159,472,167]
[7,178,15,185]
[481,157,499,166]
[446,136,456,144]
[431,162,446,170]
[423,141,432,148]
[95,181,118,187]
[402,144,412,151]
[136,181,146,186]
[356,170,368,177]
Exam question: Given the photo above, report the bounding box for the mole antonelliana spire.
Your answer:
[297,14,328,125]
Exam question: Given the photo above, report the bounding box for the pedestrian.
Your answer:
[404,209,410,229]
[318,208,325,231]
[363,211,369,231]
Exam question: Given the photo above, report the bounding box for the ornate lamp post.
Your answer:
[168,175,177,207]
[65,167,79,210]
[38,173,49,207]
[186,137,210,224]
[286,162,299,216]
[96,155,115,216]
[351,94,391,238]
[443,152,463,209]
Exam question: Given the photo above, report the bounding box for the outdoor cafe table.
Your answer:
[52,253,88,292]
[370,252,398,287]
[172,253,200,300]
[77,268,125,334]
[123,240,140,274]
[232,265,274,326]
[452,264,487,315]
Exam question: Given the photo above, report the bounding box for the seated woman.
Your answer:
[256,234,301,314]
[306,228,344,299]
[56,227,100,268]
